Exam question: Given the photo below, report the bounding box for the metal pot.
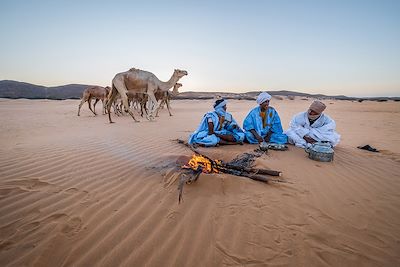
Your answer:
[305,142,334,162]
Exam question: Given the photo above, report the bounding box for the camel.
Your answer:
[77,86,110,116]
[136,82,182,117]
[155,82,182,117]
[106,68,188,123]
[126,91,148,117]
[107,92,141,116]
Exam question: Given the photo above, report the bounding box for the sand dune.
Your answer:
[0,98,399,266]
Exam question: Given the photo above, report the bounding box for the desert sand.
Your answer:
[0,97,399,266]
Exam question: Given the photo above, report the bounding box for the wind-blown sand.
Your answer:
[0,98,399,266]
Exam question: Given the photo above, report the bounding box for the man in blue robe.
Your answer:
[188,99,245,147]
[243,92,288,144]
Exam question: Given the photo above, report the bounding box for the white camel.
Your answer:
[77,86,110,116]
[106,68,188,123]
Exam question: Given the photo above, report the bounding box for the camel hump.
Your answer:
[125,68,157,80]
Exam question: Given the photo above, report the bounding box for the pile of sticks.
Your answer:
[186,151,283,183]
[174,139,290,203]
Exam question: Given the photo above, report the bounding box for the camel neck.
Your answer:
[159,73,179,91]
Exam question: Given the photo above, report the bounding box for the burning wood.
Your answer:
[174,139,290,203]
[182,153,282,178]
[182,154,222,173]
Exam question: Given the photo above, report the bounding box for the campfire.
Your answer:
[182,153,282,178]
[178,151,287,203]
[173,139,290,203]
[183,154,222,173]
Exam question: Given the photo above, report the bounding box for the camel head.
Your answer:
[171,83,182,96]
[174,69,188,79]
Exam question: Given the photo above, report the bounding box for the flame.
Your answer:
[183,154,222,173]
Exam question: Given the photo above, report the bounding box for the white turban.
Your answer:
[214,99,227,110]
[256,92,271,105]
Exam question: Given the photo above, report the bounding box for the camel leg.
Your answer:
[120,102,126,114]
[140,102,144,117]
[77,97,87,116]
[143,97,149,118]
[88,97,96,115]
[155,99,164,117]
[114,102,121,116]
[166,97,173,116]
[147,91,159,120]
[120,93,139,122]
[93,99,100,115]
[111,78,139,122]
[102,99,107,114]
[106,87,118,123]
[159,99,165,109]
[140,97,148,118]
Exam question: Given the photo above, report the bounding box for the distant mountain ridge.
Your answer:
[0,80,88,100]
[0,80,398,101]
[174,90,356,101]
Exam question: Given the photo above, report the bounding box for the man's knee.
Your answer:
[235,132,245,142]
[270,133,288,144]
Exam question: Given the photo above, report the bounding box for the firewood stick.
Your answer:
[235,172,270,183]
[188,147,282,177]
[219,168,290,183]
[223,163,281,176]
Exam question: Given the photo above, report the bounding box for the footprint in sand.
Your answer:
[65,187,79,194]
[0,240,14,251]
[4,178,52,192]
[61,217,82,237]
[0,187,28,199]
[19,221,41,232]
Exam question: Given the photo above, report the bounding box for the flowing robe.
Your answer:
[188,111,245,147]
[284,111,340,148]
[243,106,287,144]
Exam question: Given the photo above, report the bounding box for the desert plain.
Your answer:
[0,97,399,266]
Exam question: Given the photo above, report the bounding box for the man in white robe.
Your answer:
[285,100,340,148]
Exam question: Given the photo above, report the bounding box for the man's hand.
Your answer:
[264,131,272,142]
[303,135,317,144]
[250,129,263,143]
[207,121,215,135]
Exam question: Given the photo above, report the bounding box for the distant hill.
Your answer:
[0,80,398,102]
[0,80,88,100]
[173,91,399,102]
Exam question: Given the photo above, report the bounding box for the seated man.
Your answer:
[188,99,245,147]
[285,100,340,148]
[243,92,287,144]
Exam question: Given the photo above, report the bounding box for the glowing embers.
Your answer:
[182,154,222,173]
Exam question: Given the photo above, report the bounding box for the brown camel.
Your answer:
[77,86,110,116]
[106,68,188,123]
[136,82,182,117]
[155,82,182,117]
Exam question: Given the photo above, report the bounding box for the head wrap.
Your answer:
[256,92,271,105]
[309,100,326,114]
[214,99,227,116]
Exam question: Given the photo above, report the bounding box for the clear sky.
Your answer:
[0,0,399,97]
